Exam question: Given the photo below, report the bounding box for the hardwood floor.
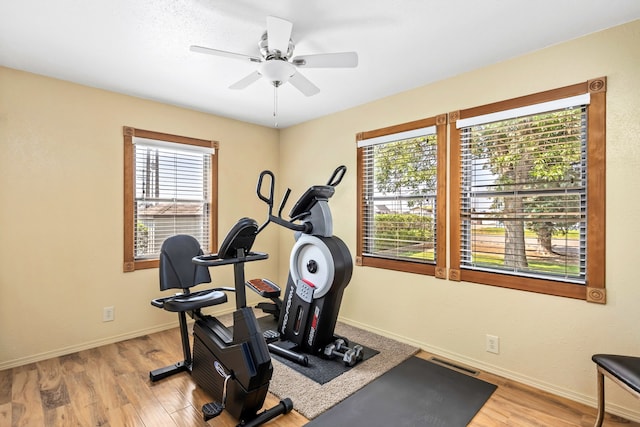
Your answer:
[0,327,637,426]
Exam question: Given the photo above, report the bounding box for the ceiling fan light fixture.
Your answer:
[258,60,296,85]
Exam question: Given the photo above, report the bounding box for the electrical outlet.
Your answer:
[103,306,115,322]
[486,334,499,354]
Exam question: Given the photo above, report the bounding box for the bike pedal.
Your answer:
[263,329,280,343]
[202,401,224,421]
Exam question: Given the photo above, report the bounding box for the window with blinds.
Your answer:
[458,105,587,283]
[123,127,218,272]
[133,139,211,259]
[356,116,447,276]
[449,78,606,302]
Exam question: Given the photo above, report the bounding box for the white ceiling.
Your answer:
[1,1,639,129]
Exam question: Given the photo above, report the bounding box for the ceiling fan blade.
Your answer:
[229,71,262,90]
[292,52,358,68]
[266,16,293,55]
[289,71,320,97]
[190,45,260,63]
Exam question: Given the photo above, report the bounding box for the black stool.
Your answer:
[591,354,640,426]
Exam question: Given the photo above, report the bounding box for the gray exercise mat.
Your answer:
[304,356,497,426]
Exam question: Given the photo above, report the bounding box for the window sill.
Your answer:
[451,268,595,301]
[357,255,441,277]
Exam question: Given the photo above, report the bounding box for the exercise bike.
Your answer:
[149,218,292,426]
[251,166,363,367]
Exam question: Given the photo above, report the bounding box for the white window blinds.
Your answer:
[360,128,439,264]
[458,101,588,283]
[133,138,212,259]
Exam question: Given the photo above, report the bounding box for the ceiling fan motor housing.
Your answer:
[259,32,294,60]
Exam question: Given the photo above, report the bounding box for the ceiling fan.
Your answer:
[190,16,358,97]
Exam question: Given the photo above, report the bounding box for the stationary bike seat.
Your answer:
[152,289,228,312]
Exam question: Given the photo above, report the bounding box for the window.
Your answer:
[449,78,606,302]
[356,116,447,277]
[123,127,218,272]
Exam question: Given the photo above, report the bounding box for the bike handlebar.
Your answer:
[327,165,346,187]
[255,166,346,235]
[257,170,274,206]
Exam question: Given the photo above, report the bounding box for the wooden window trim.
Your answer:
[449,78,606,302]
[356,115,447,278]
[122,126,218,272]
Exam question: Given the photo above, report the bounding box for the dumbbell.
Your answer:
[323,339,364,366]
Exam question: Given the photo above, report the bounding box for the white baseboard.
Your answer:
[338,316,640,423]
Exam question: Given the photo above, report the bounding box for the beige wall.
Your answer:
[279,20,640,420]
[2,18,639,421]
[0,66,280,367]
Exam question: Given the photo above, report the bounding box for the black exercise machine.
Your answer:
[252,166,363,367]
[149,218,292,426]
[147,165,357,423]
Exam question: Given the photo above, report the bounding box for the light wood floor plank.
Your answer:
[43,404,82,426]
[58,352,86,376]
[99,340,138,377]
[0,369,11,407]
[36,358,70,412]
[107,402,146,427]
[169,404,208,427]
[11,368,45,427]
[150,373,197,415]
[118,371,176,426]
[65,370,110,426]
[0,402,11,427]
[82,350,129,414]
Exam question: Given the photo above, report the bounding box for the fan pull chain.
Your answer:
[273,85,278,128]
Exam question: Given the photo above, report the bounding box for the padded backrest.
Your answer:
[159,234,211,291]
[218,217,258,259]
